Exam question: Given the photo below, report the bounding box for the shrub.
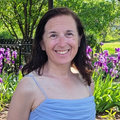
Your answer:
[87,45,120,113]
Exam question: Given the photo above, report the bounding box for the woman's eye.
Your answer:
[50,34,57,39]
[66,33,73,37]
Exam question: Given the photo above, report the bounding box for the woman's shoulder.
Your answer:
[16,72,38,96]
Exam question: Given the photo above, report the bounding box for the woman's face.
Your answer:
[42,15,81,66]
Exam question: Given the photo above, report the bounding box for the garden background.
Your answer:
[0,0,120,119]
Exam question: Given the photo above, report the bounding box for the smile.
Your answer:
[55,49,70,54]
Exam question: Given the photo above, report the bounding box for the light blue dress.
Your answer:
[26,74,96,120]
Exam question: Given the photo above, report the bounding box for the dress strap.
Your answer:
[88,86,92,96]
[25,74,48,98]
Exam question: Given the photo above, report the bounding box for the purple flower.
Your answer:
[0,48,5,54]
[5,57,11,64]
[118,53,120,60]
[12,51,17,58]
[93,62,99,71]
[7,48,10,51]
[115,48,120,53]
[110,68,118,77]
[100,42,104,46]
[99,55,106,63]
[12,61,15,64]
[94,61,98,67]
[0,78,3,83]
[103,50,109,57]
[108,56,118,65]
[94,53,98,57]
[4,51,10,58]
[86,46,92,53]
[0,47,18,71]
[19,65,23,70]
[0,53,4,60]
[103,65,108,73]
[0,60,3,65]
[0,68,2,73]
[109,56,116,61]
[87,53,91,59]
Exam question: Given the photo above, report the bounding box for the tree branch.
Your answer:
[27,0,32,39]
[1,14,18,39]
[12,1,25,39]
[30,0,45,38]
[23,2,28,39]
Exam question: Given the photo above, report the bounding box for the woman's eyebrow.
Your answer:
[47,30,75,34]
[66,30,75,33]
[48,31,57,34]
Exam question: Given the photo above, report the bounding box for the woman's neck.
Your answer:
[43,61,72,78]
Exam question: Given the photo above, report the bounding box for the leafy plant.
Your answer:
[93,71,120,112]
[0,70,19,111]
[0,47,22,111]
[0,69,23,111]
[87,45,120,113]
[0,0,47,40]
[102,108,117,120]
[18,70,23,81]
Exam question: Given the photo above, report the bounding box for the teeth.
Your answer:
[56,50,68,54]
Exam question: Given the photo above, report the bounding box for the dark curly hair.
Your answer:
[22,7,93,86]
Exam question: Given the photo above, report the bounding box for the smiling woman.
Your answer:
[41,15,79,65]
[8,7,96,120]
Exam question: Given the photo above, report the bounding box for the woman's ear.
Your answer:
[40,40,45,51]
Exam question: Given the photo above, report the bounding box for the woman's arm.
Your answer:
[7,77,35,120]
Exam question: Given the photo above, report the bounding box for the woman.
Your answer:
[8,7,96,120]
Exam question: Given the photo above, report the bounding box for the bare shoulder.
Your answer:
[16,75,37,95]
[10,75,38,106]
[7,75,38,120]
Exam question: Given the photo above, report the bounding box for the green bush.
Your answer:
[0,31,14,39]
[93,71,120,113]
[0,70,23,111]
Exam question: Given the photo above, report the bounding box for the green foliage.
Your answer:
[102,108,117,120]
[0,30,14,39]
[93,71,120,113]
[102,42,120,55]
[86,33,98,48]
[18,70,23,81]
[14,54,25,68]
[54,0,120,49]
[0,71,18,111]
[0,0,48,39]
[105,17,120,42]
[0,70,23,111]
[0,0,119,47]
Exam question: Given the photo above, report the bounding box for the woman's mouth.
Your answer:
[55,49,70,54]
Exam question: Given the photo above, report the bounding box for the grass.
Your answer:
[102,40,120,55]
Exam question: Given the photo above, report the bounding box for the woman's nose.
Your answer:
[58,36,67,47]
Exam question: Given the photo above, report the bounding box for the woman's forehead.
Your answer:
[44,15,77,32]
